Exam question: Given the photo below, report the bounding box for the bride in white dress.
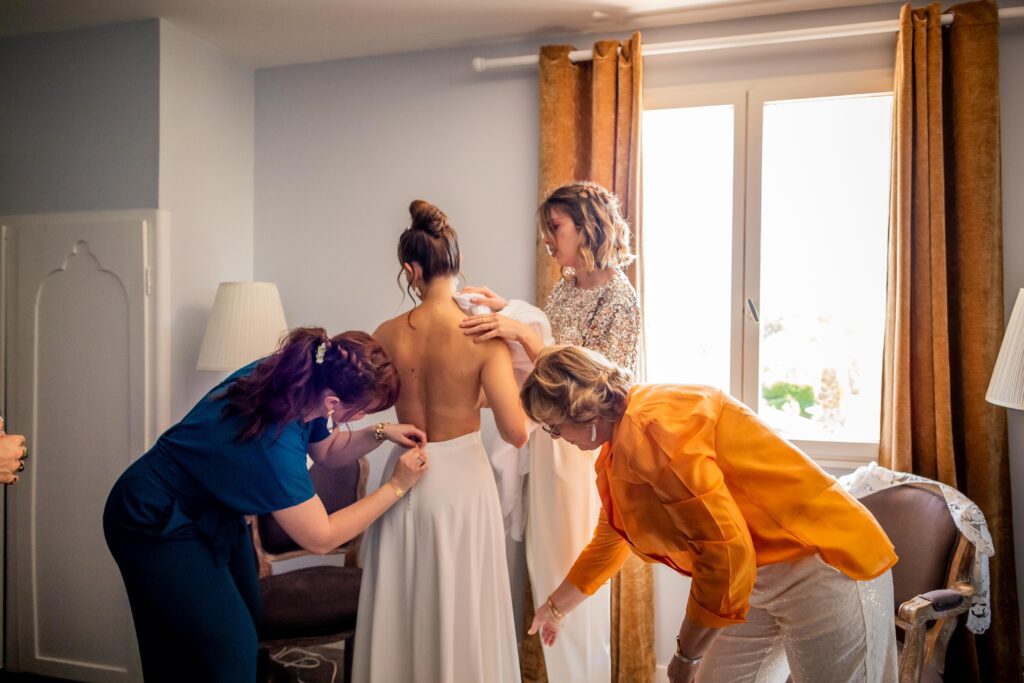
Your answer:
[352,200,529,683]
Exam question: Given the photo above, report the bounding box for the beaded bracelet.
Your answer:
[546,596,564,621]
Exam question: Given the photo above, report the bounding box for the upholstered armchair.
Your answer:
[250,456,369,683]
[860,482,977,683]
[784,479,980,683]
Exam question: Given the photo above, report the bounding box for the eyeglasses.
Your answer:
[541,423,562,438]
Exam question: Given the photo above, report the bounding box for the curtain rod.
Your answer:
[472,5,1024,72]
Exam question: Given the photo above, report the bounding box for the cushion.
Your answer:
[860,485,959,610]
[259,566,361,641]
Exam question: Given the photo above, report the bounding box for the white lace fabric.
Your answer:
[838,462,993,634]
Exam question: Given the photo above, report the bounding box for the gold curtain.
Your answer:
[535,34,643,306]
[523,32,656,683]
[882,2,1019,679]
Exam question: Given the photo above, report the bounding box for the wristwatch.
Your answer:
[674,636,702,666]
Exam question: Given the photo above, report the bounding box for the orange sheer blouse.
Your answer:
[566,385,897,629]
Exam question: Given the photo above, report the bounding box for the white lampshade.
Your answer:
[987,288,1024,410]
[197,282,289,371]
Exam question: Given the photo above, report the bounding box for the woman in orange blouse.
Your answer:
[521,345,898,683]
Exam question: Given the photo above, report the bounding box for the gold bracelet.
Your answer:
[390,484,405,498]
[374,422,387,441]
[674,636,702,665]
[545,595,564,621]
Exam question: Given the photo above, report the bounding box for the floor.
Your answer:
[0,643,346,683]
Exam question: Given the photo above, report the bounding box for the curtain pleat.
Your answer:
[881,3,1018,679]
[529,31,655,683]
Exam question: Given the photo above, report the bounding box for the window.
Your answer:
[643,74,893,467]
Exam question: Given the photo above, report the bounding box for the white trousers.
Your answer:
[696,555,898,683]
[526,431,612,683]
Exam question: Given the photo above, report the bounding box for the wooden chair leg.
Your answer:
[344,634,355,683]
[257,645,271,683]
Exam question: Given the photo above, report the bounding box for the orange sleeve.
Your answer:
[639,413,757,629]
[565,507,633,595]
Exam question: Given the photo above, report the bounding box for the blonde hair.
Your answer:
[520,345,632,427]
[537,181,635,273]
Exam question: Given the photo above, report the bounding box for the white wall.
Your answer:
[159,20,256,420]
[0,21,160,214]
[254,45,539,332]
[253,0,1024,671]
[1001,16,1024,661]
[0,18,256,423]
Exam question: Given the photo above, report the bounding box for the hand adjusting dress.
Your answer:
[103,361,326,682]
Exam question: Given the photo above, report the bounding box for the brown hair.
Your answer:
[520,345,632,427]
[221,326,399,441]
[396,199,461,301]
[537,181,635,273]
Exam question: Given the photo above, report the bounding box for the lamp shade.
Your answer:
[987,287,1024,410]
[197,282,288,371]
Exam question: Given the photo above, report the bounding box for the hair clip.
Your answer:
[315,342,328,365]
[578,190,590,199]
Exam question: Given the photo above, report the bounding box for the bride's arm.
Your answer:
[480,341,529,448]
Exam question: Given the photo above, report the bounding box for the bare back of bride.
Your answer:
[352,200,528,683]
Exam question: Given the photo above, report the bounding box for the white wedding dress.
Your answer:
[352,432,521,683]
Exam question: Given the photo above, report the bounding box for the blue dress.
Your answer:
[103,361,329,682]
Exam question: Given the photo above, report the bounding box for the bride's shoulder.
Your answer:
[372,315,405,341]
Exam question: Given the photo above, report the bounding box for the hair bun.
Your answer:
[409,200,449,237]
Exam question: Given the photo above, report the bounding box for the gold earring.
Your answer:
[326,408,335,434]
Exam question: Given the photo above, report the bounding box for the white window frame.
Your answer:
[645,70,892,469]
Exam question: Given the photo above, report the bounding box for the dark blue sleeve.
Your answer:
[259,423,315,510]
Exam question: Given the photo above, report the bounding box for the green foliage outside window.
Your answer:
[762,382,816,418]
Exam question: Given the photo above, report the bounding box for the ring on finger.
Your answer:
[417,457,426,466]
[17,462,24,472]
[22,446,29,460]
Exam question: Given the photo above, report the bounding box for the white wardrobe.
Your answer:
[1,210,168,682]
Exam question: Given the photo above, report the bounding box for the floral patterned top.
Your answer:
[545,268,640,371]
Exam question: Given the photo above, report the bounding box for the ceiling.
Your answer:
[0,0,895,68]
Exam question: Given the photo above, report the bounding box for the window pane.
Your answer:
[643,105,734,389]
[758,93,893,443]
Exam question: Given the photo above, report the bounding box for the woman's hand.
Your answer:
[389,447,428,491]
[670,617,716,683]
[667,656,700,683]
[527,602,563,646]
[461,286,508,312]
[460,313,524,344]
[0,417,26,485]
[382,423,426,448]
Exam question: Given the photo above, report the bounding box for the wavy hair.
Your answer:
[221,326,399,441]
[537,181,635,273]
[520,345,632,427]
